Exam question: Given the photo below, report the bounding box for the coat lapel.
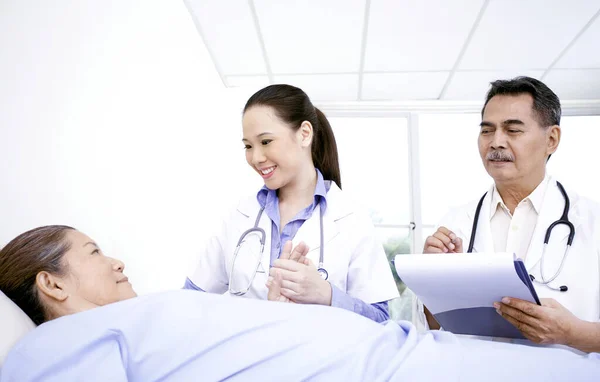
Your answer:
[294,204,339,257]
[293,183,348,260]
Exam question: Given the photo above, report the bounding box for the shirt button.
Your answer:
[512,225,519,231]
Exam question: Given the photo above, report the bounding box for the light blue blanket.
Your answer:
[1,290,599,381]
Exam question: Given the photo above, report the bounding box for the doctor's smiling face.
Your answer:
[478,79,561,188]
[242,104,313,190]
[242,84,342,190]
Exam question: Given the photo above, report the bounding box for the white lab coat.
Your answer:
[189,182,400,304]
[415,177,600,337]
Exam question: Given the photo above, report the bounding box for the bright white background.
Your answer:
[0,0,263,293]
[1,1,599,298]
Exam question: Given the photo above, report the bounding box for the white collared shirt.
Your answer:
[490,174,550,260]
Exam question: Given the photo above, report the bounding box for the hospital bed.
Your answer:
[1,290,599,381]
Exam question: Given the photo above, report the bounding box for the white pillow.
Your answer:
[0,290,35,366]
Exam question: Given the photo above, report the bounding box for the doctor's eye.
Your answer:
[261,139,272,146]
[480,129,491,135]
[507,129,522,133]
[244,144,252,150]
[91,249,100,255]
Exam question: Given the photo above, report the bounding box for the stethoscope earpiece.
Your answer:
[529,274,568,292]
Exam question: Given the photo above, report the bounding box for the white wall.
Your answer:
[0,0,260,294]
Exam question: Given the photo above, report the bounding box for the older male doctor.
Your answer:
[422,76,600,353]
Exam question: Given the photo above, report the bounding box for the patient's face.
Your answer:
[60,230,137,308]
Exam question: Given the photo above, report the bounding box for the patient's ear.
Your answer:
[36,271,68,302]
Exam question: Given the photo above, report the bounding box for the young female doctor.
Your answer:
[184,84,399,322]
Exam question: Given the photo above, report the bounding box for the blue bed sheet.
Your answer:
[1,290,599,381]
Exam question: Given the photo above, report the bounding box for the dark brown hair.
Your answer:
[244,84,342,188]
[483,76,561,161]
[0,225,74,325]
[483,76,561,128]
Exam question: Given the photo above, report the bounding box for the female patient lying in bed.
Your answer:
[0,226,598,382]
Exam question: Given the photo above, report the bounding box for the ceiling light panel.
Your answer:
[364,0,485,71]
[187,0,267,75]
[544,69,600,99]
[273,74,359,101]
[555,14,600,69]
[362,72,449,100]
[443,70,545,100]
[460,0,600,70]
[254,0,366,73]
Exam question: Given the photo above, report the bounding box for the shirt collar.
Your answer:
[490,173,550,219]
[314,168,329,209]
[490,186,510,219]
[256,169,329,211]
[526,173,550,214]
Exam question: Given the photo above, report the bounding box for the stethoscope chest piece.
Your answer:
[318,267,329,280]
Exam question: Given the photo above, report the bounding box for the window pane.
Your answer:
[375,227,414,321]
[330,117,409,226]
[419,114,490,226]
[547,116,600,201]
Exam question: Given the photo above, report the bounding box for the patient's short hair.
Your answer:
[0,225,74,325]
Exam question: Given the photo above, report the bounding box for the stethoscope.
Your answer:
[230,206,328,296]
[468,181,574,292]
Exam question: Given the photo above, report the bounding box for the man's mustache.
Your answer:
[487,151,514,162]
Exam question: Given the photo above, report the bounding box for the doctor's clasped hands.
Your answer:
[266,241,333,306]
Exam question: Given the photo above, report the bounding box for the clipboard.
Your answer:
[394,252,540,339]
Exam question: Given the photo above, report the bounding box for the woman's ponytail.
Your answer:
[313,108,341,188]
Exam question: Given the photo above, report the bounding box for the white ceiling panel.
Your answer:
[362,72,449,100]
[186,1,600,102]
[254,0,365,73]
[555,14,600,69]
[273,74,359,101]
[186,0,267,75]
[444,70,545,100]
[225,75,270,88]
[460,0,600,70]
[364,0,485,71]
[544,69,600,99]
